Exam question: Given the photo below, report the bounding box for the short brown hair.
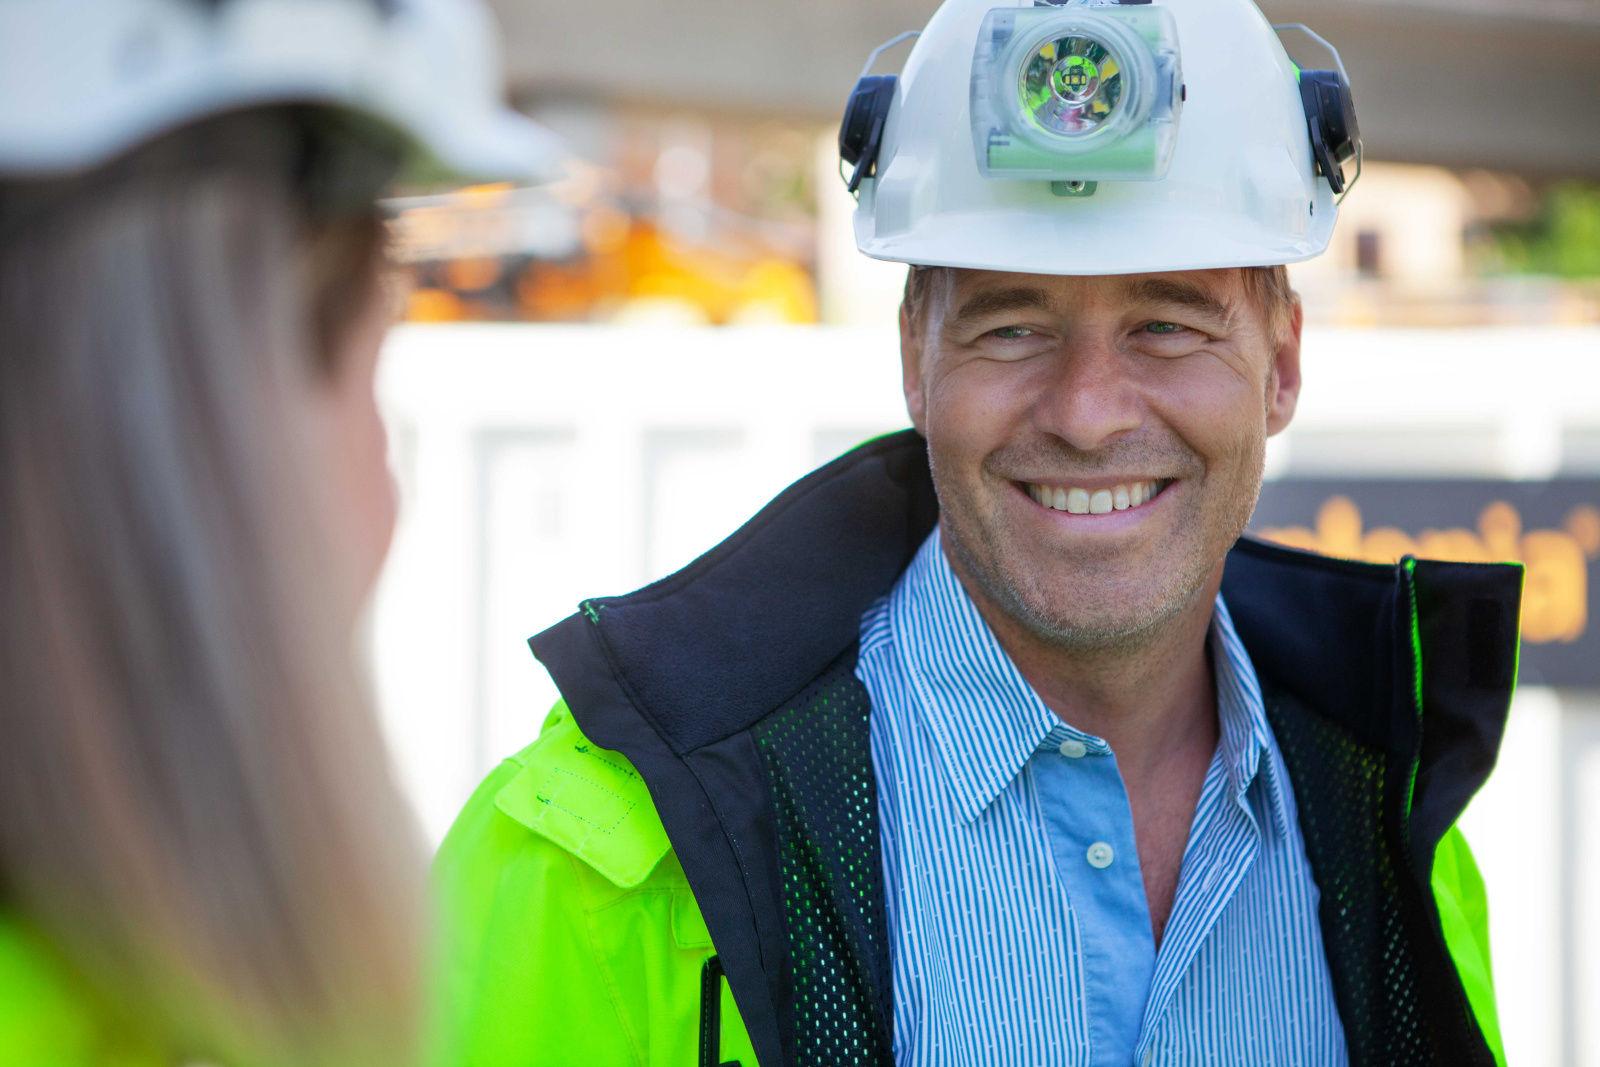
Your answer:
[1239,265,1297,340]
[903,264,1296,339]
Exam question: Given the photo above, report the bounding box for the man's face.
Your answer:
[901,268,1302,650]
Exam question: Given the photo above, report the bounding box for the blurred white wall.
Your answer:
[373,321,1599,1065]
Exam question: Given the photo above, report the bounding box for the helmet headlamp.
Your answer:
[971,3,1183,184]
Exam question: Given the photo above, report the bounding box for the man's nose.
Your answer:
[1029,339,1142,453]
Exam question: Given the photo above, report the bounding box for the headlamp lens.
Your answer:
[971,5,1183,180]
[1020,35,1123,138]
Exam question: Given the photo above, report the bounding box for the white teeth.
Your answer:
[1028,479,1165,515]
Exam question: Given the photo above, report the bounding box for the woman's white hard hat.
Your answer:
[0,0,564,182]
[844,0,1360,276]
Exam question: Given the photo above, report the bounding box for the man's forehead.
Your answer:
[943,267,1245,306]
[928,268,1251,336]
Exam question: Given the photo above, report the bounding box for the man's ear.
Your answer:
[1265,297,1304,437]
[900,300,928,435]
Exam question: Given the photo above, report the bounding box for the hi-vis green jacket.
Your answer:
[431,431,1520,1067]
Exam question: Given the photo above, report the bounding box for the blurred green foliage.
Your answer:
[1490,182,1600,279]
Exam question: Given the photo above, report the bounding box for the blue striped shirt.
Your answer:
[858,529,1347,1066]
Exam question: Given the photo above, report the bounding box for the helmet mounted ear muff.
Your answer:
[1299,69,1359,195]
[839,31,919,194]
[839,75,897,193]
[1276,23,1362,199]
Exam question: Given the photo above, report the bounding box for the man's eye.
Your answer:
[991,326,1035,340]
[1143,321,1185,335]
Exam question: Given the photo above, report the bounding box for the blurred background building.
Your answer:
[367,2,1600,1063]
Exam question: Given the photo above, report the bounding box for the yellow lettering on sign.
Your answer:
[1260,501,1600,645]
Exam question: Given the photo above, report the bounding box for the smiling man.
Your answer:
[433,2,1523,1065]
[903,268,1298,891]
[874,263,1319,1066]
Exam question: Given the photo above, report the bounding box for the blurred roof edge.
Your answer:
[493,0,1600,180]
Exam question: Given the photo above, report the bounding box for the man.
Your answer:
[434,2,1519,1064]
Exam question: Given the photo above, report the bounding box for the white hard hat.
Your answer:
[839,0,1361,275]
[0,0,564,183]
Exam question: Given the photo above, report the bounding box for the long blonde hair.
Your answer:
[0,109,425,1066]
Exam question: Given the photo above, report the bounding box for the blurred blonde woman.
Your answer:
[0,2,561,1064]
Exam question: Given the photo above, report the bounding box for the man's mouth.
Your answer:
[1022,478,1172,515]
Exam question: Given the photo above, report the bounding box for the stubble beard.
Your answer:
[931,442,1267,656]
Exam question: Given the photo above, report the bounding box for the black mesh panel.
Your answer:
[1265,686,1494,1067]
[753,657,891,1066]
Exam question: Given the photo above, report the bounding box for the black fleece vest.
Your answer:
[531,431,1521,1067]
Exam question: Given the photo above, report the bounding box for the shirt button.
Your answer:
[1086,842,1114,869]
[1058,739,1088,759]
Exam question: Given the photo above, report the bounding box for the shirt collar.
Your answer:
[888,527,1292,839]
[888,528,1059,825]
[1208,596,1294,840]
